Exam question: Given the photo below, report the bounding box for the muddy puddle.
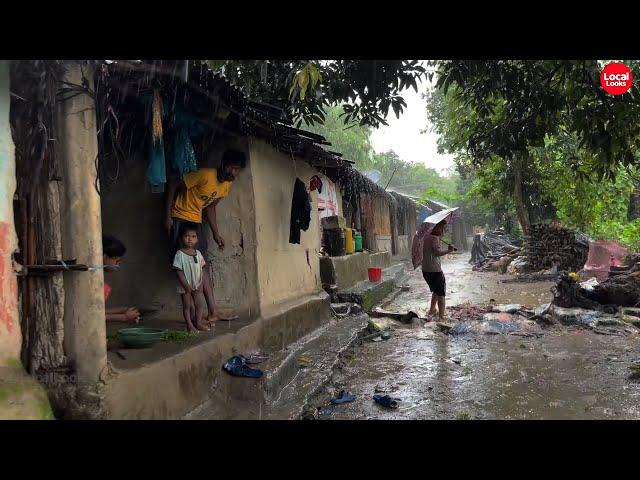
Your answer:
[307,254,640,420]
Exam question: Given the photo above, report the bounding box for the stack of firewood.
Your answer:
[524,223,589,272]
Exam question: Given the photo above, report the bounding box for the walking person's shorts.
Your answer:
[422,271,446,297]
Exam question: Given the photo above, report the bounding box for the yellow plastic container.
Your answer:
[344,228,355,254]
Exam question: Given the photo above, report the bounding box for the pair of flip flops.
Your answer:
[373,394,400,409]
[223,355,263,378]
[330,390,356,404]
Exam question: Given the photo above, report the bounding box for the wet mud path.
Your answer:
[310,254,640,419]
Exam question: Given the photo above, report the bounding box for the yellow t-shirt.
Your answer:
[171,168,232,223]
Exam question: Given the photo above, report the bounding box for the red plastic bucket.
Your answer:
[368,267,382,283]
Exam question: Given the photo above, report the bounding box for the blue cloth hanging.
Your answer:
[171,107,207,176]
[147,141,166,193]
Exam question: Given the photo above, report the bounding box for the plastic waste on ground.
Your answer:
[579,277,599,292]
[492,304,522,314]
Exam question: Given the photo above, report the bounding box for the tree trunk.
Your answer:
[512,153,530,231]
[628,177,640,221]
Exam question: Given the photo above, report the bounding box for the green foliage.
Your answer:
[425,64,640,249]
[431,60,640,179]
[304,105,374,163]
[207,60,426,128]
[306,106,456,199]
[531,134,640,249]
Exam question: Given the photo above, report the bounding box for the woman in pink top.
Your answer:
[103,235,140,323]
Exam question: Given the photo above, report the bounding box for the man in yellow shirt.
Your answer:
[165,149,246,324]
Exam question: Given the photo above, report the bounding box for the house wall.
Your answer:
[390,193,417,258]
[101,137,260,320]
[249,139,322,314]
[373,195,392,253]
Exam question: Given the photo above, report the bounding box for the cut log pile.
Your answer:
[524,223,589,272]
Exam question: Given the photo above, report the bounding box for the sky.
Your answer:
[370,77,455,176]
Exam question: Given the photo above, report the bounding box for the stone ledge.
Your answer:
[103,292,333,420]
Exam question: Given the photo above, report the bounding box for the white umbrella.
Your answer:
[411,207,460,269]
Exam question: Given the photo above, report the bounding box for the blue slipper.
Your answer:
[373,394,400,409]
[223,355,263,378]
[330,390,356,404]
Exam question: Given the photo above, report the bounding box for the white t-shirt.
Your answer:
[173,249,206,292]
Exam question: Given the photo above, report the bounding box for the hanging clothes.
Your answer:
[290,178,311,244]
[310,175,323,194]
[171,106,206,177]
[144,91,167,193]
[317,174,339,218]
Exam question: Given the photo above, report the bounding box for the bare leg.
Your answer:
[181,293,198,333]
[428,294,438,316]
[201,265,219,324]
[202,265,238,324]
[192,290,209,331]
[437,295,446,321]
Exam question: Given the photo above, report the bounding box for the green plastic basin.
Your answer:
[116,327,166,349]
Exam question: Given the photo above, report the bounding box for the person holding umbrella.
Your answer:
[422,219,455,321]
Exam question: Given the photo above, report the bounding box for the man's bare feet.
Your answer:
[187,324,200,334]
[195,321,211,331]
[209,312,239,323]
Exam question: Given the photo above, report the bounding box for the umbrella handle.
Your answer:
[442,240,458,251]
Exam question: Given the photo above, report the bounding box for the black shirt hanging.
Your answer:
[290,178,311,244]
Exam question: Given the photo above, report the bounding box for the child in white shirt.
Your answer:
[172,223,209,333]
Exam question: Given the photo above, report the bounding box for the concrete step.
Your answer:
[183,312,369,420]
[336,263,409,312]
[261,313,369,419]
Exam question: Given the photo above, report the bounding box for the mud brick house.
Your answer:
[0,60,423,419]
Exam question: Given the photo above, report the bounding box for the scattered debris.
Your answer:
[374,384,399,393]
[243,351,269,364]
[507,256,530,275]
[470,231,522,271]
[580,277,599,292]
[330,390,356,404]
[436,322,453,333]
[447,304,494,322]
[373,394,400,409]
[492,304,522,314]
[298,355,312,368]
[371,307,420,323]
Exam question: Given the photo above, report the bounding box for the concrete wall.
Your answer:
[0,60,20,365]
[396,235,409,255]
[101,137,260,320]
[249,139,322,314]
[319,252,370,290]
[375,235,392,254]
